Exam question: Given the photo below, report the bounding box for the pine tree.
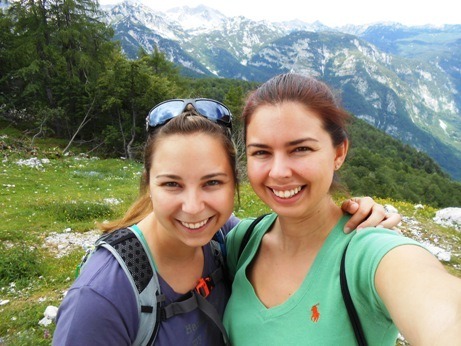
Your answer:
[2,0,115,139]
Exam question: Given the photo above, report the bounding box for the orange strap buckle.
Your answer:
[195,277,212,298]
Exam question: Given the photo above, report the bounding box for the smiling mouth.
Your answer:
[272,186,303,199]
[180,218,210,230]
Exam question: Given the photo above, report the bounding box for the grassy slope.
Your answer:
[0,129,460,345]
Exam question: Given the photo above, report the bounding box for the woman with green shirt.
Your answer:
[224,73,461,345]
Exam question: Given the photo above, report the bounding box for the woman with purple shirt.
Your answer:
[53,99,400,345]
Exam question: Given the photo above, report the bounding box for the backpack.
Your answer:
[236,214,367,346]
[77,226,229,346]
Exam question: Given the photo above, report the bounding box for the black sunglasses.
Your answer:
[146,98,232,131]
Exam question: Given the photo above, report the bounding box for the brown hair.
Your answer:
[242,73,349,145]
[242,73,350,191]
[99,107,238,232]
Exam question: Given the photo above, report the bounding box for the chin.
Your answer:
[181,231,215,248]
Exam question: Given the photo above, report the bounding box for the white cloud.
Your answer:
[100,0,460,27]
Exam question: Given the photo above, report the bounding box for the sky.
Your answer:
[100,0,460,27]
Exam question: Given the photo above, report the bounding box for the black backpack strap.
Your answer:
[237,213,269,259]
[158,237,229,345]
[161,290,229,345]
[194,292,229,345]
[340,242,368,346]
[101,228,154,293]
[212,228,227,259]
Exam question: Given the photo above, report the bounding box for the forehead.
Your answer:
[150,133,231,174]
[248,102,324,136]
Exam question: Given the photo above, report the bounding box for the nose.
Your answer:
[182,189,205,214]
[269,153,292,179]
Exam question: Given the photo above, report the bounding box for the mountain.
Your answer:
[102,1,461,180]
[355,23,461,108]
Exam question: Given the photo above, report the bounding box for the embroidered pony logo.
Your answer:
[311,303,320,322]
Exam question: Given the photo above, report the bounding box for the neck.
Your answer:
[275,198,343,252]
[138,212,200,263]
[137,212,204,294]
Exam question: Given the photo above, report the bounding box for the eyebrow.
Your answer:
[155,172,229,180]
[247,137,318,148]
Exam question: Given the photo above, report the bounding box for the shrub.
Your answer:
[54,201,114,222]
[0,244,43,285]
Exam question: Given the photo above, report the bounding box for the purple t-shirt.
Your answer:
[53,215,239,345]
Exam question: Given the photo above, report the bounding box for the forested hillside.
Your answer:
[342,118,461,207]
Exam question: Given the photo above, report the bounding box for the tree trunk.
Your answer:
[62,97,95,154]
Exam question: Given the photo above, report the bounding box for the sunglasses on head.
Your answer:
[145,98,232,131]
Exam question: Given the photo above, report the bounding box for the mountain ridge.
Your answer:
[102,1,461,180]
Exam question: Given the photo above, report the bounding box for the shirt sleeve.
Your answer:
[346,228,428,318]
[53,249,139,345]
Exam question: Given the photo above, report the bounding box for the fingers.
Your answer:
[342,197,403,233]
[346,203,386,233]
[340,198,359,215]
[377,212,402,229]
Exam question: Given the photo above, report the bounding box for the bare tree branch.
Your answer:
[62,96,96,154]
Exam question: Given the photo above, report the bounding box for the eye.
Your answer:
[161,181,181,188]
[249,149,270,157]
[204,180,222,187]
[293,146,312,153]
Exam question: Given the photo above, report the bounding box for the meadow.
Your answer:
[1,130,460,345]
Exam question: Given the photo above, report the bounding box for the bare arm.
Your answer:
[341,197,402,233]
[375,245,461,345]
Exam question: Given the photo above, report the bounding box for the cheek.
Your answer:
[150,188,176,212]
[305,161,335,188]
[217,188,236,210]
[246,159,265,181]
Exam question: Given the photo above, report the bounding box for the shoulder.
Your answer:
[345,228,426,312]
[54,248,139,344]
[226,215,263,251]
[345,227,424,274]
[226,213,276,276]
[348,227,423,261]
[220,213,241,236]
[64,248,138,308]
[77,247,130,289]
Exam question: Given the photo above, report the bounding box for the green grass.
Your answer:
[0,135,143,343]
[0,130,460,345]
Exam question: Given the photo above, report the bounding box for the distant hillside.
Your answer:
[342,117,461,207]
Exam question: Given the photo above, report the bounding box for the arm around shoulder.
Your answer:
[375,244,461,345]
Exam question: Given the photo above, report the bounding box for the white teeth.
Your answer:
[273,186,302,199]
[181,219,209,229]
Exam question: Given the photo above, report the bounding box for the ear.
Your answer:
[334,139,349,171]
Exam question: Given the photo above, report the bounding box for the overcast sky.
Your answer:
[100,0,460,27]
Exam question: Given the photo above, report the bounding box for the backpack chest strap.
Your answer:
[161,289,229,345]
[194,266,223,298]
[160,264,224,320]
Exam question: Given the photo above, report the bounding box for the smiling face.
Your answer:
[246,101,348,219]
[149,133,235,248]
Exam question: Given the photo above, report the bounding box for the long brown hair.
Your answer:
[99,108,238,232]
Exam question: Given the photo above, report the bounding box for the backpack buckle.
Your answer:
[195,277,212,298]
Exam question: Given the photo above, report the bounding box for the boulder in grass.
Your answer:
[433,208,461,231]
